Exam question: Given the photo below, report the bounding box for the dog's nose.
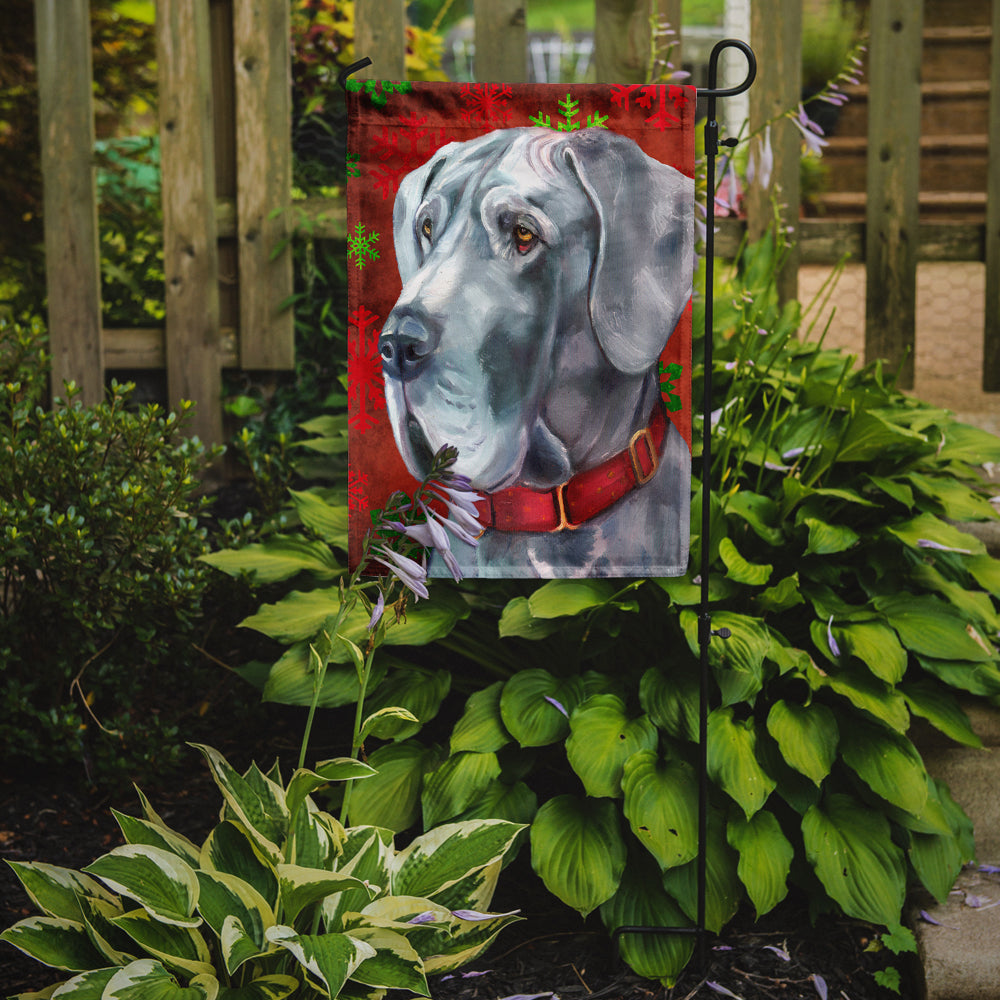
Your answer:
[379,312,437,380]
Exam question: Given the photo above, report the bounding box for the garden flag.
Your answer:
[346,80,695,578]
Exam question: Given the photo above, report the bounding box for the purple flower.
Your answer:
[917,538,973,554]
[407,911,438,925]
[706,983,742,999]
[791,104,828,156]
[544,695,569,718]
[451,908,520,921]
[763,944,790,961]
[747,125,774,191]
[372,545,429,600]
[812,974,828,1000]
[367,590,385,631]
[826,616,841,658]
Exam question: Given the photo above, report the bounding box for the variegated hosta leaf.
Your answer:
[599,854,694,987]
[323,829,393,931]
[112,811,202,868]
[565,695,658,799]
[661,810,742,934]
[0,916,107,971]
[265,925,375,998]
[421,906,523,975]
[4,861,118,922]
[421,752,501,829]
[838,718,929,817]
[214,974,299,1000]
[77,894,136,966]
[288,801,343,870]
[190,745,287,863]
[344,926,429,995]
[420,860,501,917]
[802,793,906,927]
[200,822,278,910]
[110,908,214,979]
[765,700,838,786]
[621,751,699,871]
[102,958,218,999]
[83,845,200,928]
[727,810,793,918]
[499,669,585,747]
[195,871,274,974]
[391,820,524,901]
[285,760,375,824]
[277,864,375,926]
[706,707,776,819]
[450,682,511,754]
[45,966,118,997]
[529,795,626,917]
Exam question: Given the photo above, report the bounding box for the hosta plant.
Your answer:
[1,744,523,999]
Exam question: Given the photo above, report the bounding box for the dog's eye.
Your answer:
[513,224,538,254]
[420,218,433,242]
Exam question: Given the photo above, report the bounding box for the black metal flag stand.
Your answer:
[340,40,758,974]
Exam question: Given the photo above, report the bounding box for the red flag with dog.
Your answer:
[347,81,695,578]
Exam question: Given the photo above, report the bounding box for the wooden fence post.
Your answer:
[474,0,527,82]
[594,0,651,83]
[746,0,801,306]
[34,0,104,405]
[233,0,294,370]
[983,0,1000,390]
[354,0,406,80]
[864,0,923,390]
[157,0,223,445]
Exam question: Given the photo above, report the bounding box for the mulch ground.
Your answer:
[1,742,913,1000]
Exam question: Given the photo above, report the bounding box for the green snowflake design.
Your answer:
[346,152,360,178]
[348,222,380,269]
[530,92,609,131]
[345,78,413,108]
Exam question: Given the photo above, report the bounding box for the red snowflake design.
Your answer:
[348,469,369,513]
[369,112,452,199]
[610,84,687,130]
[348,306,385,432]
[459,83,513,126]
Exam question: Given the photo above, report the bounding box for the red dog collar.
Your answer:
[473,406,667,533]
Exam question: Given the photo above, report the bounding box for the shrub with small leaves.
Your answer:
[0,317,220,783]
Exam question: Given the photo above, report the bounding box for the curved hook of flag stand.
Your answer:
[340,41,758,976]
[612,39,756,974]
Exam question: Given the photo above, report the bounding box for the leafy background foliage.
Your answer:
[209,234,1000,985]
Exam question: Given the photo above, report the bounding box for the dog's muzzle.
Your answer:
[379,313,438,381]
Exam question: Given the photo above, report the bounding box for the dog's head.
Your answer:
[379,127,693,492]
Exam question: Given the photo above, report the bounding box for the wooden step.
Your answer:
[813,190,987,222]
[922,25,993,83]
[922,0,992,28]
[822,134,989,193]
[831,80,991,137]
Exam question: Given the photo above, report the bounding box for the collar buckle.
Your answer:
[629,425,659,485]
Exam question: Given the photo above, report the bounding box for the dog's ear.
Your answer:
[564,131,694,375]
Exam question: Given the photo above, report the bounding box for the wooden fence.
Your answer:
[33,0,1000,445]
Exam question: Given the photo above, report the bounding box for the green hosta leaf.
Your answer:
[345,926,428,994]
[718,537,772,586]
[755,573,804,614]
[200,822,278,910]
[621,751,698,870]
[499,670,584,747]
[765,700,838,786]
[288,488,349,544]
[362,667,451,740]
[392,820,524,900]
[835,409,927,463]
[0,916,107,971]
[5,862,118,922]
[103,959,218,1000]
[261,643,386,709]
[803,517,859,556]
[200,535,341,584]
[83,846,200,928]
[111,909,214,978]
[661,810,741,933]
[834,621,907,684]
[906,472,998,521]
[195,871,273,974]
[359,706,421,742]
[866,474,914,509]
[216,975,299,1000]
[265,926,375,998]
[497,596,564,639]
[421,751,502,828]
[190,746,287,863]
[347,740,442,832]
[285,759,375,823]
[901,680,982,748]
[639,663,699,742]
[911,562,1000,632]
[707,708,776,818]
[565,695,658,798]
[530,795,626,917]
[727,811,793,917]
[681,610,770,706]
[450,682,511,754]
[909,821,966,905]
[967,553,1000,597]
[112,812,201,868]
[527,578,618,617]
[916,655,1000,697]
[599,853,694,987]
[885,512,985,557]
[724,490,784,545]
[654,572,737,606]
[839,718,929,816]
[277,865,374,925]
[802,793,906,926]
[935,421,1000,464]
[453,779,538,827]
[809,661,910,732]
[874,594,995,662]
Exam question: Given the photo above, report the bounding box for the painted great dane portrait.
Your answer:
[377,126,694,578]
